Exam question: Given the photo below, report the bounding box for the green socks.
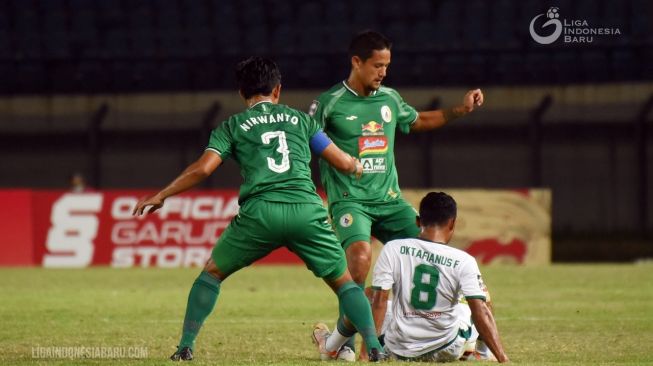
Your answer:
[178,271,221,350]
[336,281,382,351]
[337,282,366,351]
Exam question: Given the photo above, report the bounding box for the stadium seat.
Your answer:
[410,21,438,51]
[214,21,241,55]
[0,29,12,59]
[183,0,210,29]
[16,62,48,92]
[242,25,268,54]
[489,0,519,49]
[77,61,110,92]
[103,29,130,58]
[266,0,293,23]
[0,0,651,93]
[0,62,16,93]
[131,30,157,58]
[185,27,214,57]
[552,52,579,83]
[581,51,610,82]
[297,1,322,24]
[385,23,409,52]
[270,25,296,54]
[460,0,489,49]
[159,61,190,90]
[431,1,460,50]
[325,0,349,26]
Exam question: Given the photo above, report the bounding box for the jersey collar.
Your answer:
[248,100,273,110]
[342,80,378,97]
[419,237,447,246]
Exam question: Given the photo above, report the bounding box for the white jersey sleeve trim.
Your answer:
[372,244,395,290]
[205,147,222,156]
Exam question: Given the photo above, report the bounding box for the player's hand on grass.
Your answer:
[463,89,484,113]
[132,194,165,216]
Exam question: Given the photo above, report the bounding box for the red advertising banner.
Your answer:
[0,190,34,266]
[31,190,302,268]
[1,189,550,267]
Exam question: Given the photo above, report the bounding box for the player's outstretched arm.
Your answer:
[319,143,363,179]
[132,151,222,216]
[468,298,509,363]
[410,89,484,132]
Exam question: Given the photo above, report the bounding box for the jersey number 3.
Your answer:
[261,131,290,173]
[410,264,440,310]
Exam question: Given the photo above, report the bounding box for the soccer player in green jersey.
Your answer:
[133,57,387,362]
[309,30,484,360]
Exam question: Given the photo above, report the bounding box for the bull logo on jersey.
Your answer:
[339,213,354,228]
[358,136,388,156]
[381,105,392,123]
[361,121,384,136]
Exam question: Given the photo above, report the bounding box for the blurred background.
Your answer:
[0,0,651,262]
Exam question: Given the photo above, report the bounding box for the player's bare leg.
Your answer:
[171,258,228,361]
[345,240,373,284]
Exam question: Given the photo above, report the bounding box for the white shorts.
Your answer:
[383,303,480,362]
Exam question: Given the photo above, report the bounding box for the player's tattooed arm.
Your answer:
[370,288,389,337]
[358,287,390,361]
[468,298,510,363]
[410,89,484,132]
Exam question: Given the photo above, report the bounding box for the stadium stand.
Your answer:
[0,0,650,94]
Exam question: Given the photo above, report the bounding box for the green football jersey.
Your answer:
[207,101,323,205]
[310,81,418,205]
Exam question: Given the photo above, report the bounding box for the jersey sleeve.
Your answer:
[308,97,327,128]
[205,121,233,160]
[372,245,396,291]
[459,257,487,301]
[305,113,322,138]
[393,90,419,134]
[309,130,333,155]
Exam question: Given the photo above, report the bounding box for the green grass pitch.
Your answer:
[1,264,652,365]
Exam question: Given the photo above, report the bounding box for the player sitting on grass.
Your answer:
[133,57,387,362]
[369,192,509,362]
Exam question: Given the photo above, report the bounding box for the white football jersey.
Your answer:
[372,238,486,358]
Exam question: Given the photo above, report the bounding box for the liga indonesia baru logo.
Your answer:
[529,7,621,45]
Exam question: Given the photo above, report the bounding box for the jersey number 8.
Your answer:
[410,264,440,310]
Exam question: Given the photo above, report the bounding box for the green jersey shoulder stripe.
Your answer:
[378,86,418,125]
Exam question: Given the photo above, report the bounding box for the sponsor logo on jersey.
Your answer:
[346,115,358,120]
[358,136,388,156]
[381,105,392,123]
[308,100,319,116]
[361,158,386,173]
[402,311,442,319]
[361,121,384,135]
[387,187,398,199]
[339,213,354,228]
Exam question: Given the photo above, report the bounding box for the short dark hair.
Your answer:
[235,57,281,99]
[419,192,457,227]
[348,30,392,61]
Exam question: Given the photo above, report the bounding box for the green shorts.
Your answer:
[330,198,420,250]
[211,198,347,280]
